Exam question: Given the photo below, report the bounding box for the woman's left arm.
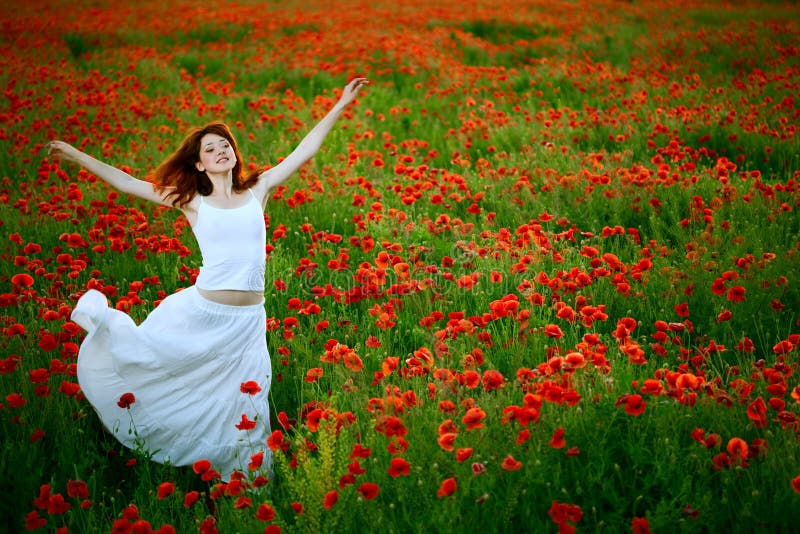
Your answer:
[254,77,368,201]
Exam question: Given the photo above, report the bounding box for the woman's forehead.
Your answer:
[200,133,228,146]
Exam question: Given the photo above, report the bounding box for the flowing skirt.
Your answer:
[72,286,272,480]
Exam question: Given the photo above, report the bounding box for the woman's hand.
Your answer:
[48,140,81,163]
[336,77,369,108]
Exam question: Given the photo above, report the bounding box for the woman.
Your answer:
[48,77,369,481]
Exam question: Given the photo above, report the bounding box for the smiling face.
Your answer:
[196,133,237,175]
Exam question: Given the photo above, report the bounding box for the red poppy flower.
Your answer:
[235,414,257,431]
[11,273,34,287]
[690,428,706,444]
[791,475,800,495]
[726,437,749,465]
[631,517,652,534]
[157,482,175,500]
[234,496,252,509]
[619,394,646,416]
[248,451,264,471]
[193,460,212,474]
[375,415,407,437]
[466,462,484,477]
[746,397,768,428]
[712,452,731,470]
[437,433,456,452]
[305,367,323,382]
[267,430,286,451]
[544,324,564,339]
[726,285,746,302]
[482,369,505,391]
[323,490,338,510]
[25,511,47,531]
[350,443,371,459]
[436,477,457,498]
[346,459,365,476]
[343,349,363,372]
[255,503,276,522]
[716,309,732,322]
[184,491,200,508]
[387,457,411,478]
[339,473,356,488]
[455,448,473,462]
[501,454,523,471]
[67,479,89,500]
[639,379,664,396]
[59,381,81,397]
[47,493,72,515]
[117,392,135,409]
[356,482,380,500]
[549,427,566,449]
[548,500,583,528]
[305,408,327,432]
[710,278,727,296]
[463,370,480,389]
[674,302,690,318]
[6,392,26,408]
[240,381,262,395]
[773,339,795,355]
[462,407,486,430]
[277,411,293,431]
[387,437,409,455]
[122,504,140,521]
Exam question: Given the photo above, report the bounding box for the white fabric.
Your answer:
[194,189,266,292]
[72,286,272,480]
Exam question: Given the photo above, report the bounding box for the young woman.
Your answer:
[48,77,369,481]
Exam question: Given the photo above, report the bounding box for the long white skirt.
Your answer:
[71,286,272,480]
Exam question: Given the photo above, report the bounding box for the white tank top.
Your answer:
[193,189,266,292]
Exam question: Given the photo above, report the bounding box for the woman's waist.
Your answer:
[196,287,264,306]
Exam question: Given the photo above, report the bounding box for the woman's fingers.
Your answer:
[348,77,369,92]
[47,140,74,160]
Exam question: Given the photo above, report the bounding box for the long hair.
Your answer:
[151,122,259,207]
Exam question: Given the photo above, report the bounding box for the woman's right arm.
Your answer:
[48,141,173,207]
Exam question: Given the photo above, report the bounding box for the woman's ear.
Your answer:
[195,161,205,172]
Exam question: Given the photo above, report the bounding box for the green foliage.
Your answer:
[459,19,557,45]
[61,32,102,59]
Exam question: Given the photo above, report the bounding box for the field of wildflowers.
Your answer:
[2,0,799,532]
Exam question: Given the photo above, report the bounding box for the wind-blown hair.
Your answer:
[151,122,259,207]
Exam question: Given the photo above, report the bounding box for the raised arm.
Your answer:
[48,141,173,207]
[253,77,368,201]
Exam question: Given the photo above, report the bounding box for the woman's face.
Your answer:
[196,133,237,175]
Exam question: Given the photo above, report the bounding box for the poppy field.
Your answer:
[2,0,800,532]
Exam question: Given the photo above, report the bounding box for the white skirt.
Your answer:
[71,286,272,480]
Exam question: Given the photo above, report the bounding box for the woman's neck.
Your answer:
[206,171,235,198]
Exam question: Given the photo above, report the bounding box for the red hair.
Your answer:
[151,122,259,207]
